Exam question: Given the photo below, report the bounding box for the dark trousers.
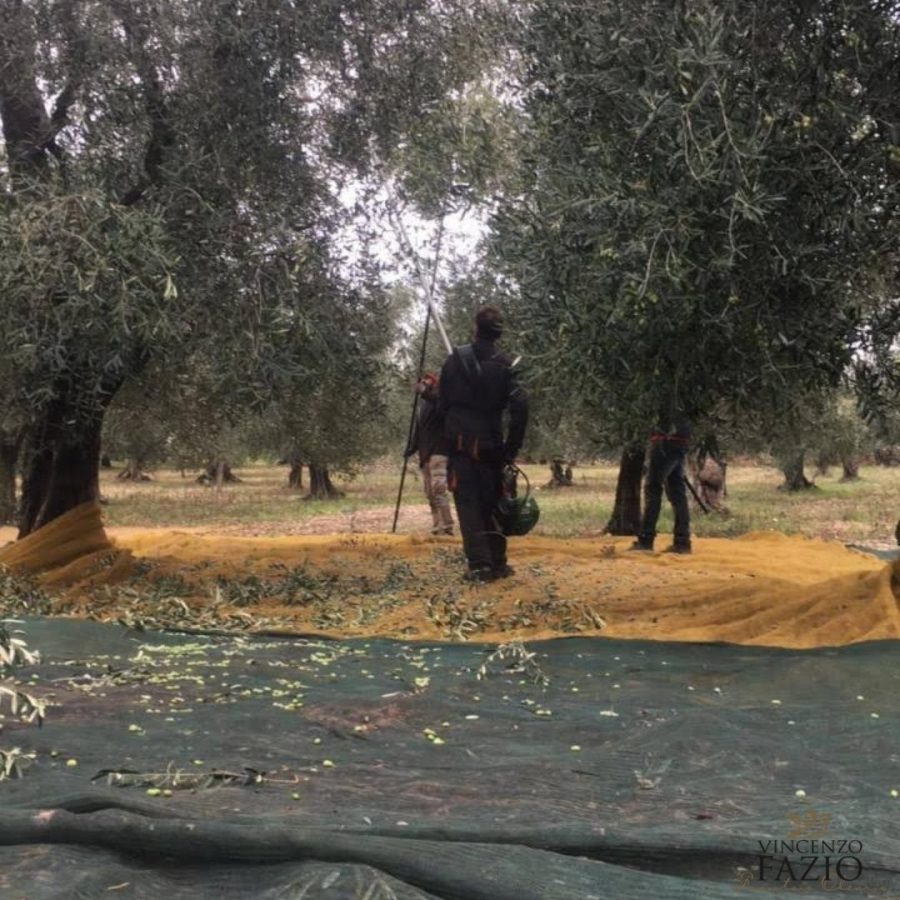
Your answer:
[639,440,691,544]
[449,453,506,571]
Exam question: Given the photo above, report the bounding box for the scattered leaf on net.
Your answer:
[477,640,550,686]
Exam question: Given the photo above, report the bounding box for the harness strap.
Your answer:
[455,344,482,383]
[650,432,690,445]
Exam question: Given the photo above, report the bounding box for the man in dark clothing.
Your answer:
[439,306,529,581]
[405,372,453,535]
[631,397,692,554]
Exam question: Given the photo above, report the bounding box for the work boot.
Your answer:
[463,566,496,584]
[664,540,692,555]
[629,538,654,552]
[492,564,515,580]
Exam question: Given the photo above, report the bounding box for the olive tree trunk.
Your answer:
[197,460,241,486]
[305,464,342,500]
[840,457,860,482]
[780,451,816,491]
[547,458,574,488]
[604,445,645,535]
[0,435,21,526]
[18,400,105,538]
[117,459,153,481]
[288,458,304,489]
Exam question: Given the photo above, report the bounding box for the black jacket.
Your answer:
[653,391,691,440]
[439,338,529,461]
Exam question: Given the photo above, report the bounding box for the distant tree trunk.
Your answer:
[18,400,105,538]
[288,458,304,489]
[197,460,241,485]
[117,459,153,481]
[840,456,860,482]
[305,464,343,500]
[874,446,900,466]
[605,444,645,535]
[780,451,816,491]
[0,435,21,526]
[100,454,112,469]
[814,453,831,477]
[547,458,574,488]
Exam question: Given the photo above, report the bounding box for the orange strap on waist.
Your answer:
[650,432,690,444]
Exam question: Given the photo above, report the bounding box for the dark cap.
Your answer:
[475,306,503,341]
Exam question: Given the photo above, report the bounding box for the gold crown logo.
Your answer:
[787,810,832,839]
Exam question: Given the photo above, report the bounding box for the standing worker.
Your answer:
[439,306,529,582]
[631,393,692,554]
[405,372,454,535]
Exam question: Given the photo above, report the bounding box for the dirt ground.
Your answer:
[44,459,900,546]
[2,503,898,651]
[0,504,437,546]
[212,504,438,536]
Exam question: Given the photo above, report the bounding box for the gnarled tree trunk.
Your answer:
[779,451,816,491]
[840,456,860,482]
[3,11,105,538]
[547,458,574,488]
[18,400,105,538]
[287,458,304,489]
[875,446,900,466]
[197,460,241,486]
[117,459,153,481]
[605,445,645,535]
[0,434,21,526]
[1,0,180,539]
[305,464,342,500]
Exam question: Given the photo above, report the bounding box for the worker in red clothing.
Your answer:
[405,372,454,535]
[631,394,692,554]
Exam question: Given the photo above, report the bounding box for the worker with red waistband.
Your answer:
[631,393,692,554]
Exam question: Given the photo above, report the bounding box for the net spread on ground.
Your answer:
[0,505,898,898]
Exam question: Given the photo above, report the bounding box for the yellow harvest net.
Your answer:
[2,502,899,649]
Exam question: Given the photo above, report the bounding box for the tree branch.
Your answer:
[111,1,175,206]
[47,79,77,141]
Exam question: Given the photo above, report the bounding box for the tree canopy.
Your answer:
[493,0,900,442]
[2,0,900,534]
[0,0,508,532]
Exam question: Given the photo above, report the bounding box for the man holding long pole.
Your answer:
[404,371,454,535]
[439,307,529,582]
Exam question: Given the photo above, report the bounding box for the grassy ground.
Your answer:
[97,459,900,547]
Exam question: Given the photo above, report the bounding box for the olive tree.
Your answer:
[0,0,509,536]
[245,256,400,499]
[493,0,900,528]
